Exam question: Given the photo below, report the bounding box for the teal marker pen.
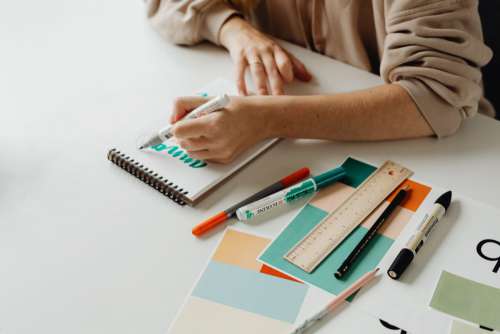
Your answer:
[235,167,346,221]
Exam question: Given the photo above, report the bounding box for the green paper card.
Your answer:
[449,320,494,334]
[259,157,430,296]
[430,271,500,331]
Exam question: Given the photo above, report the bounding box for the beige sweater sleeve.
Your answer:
[381,0,493,137]
[145,0,240,45]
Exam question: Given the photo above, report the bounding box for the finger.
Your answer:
[170,96,210,123]
[235,56,248,96]
[188,149,219,162]
[274,47,294,83]
[190,149,235,164]
[247,52,268,95]
[178,136,212,152]
[171,117,210,139]
[288,52,312,82]
[262,53,284,95]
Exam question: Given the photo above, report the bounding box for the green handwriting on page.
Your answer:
[146,90,213,169]
[151,143,207,169]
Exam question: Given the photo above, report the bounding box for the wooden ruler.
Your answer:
[284,160,413,273]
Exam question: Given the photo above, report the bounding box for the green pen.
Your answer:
[235,167,346,221]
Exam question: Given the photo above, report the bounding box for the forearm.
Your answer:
[261,84,434,141]
[147,0,240,45]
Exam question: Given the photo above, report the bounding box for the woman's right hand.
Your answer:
[219,16,312,96]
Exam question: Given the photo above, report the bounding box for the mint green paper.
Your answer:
[259,158,394,296]
[430,271,500,331]
[259,204,393,295]
[338,157,376,188]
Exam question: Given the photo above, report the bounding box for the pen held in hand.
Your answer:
[138,94,230,150]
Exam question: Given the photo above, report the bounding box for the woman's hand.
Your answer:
[219,16,312,96]
[170,96,274,164]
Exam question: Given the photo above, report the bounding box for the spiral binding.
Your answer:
[107,148,189,206]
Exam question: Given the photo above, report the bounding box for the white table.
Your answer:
[1,1,499,333]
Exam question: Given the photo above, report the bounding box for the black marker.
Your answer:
[335,186,410,279]
[387,191,452,280]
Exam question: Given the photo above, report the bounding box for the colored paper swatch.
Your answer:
[212,229,299,282]
[259,204,393,295]
[170,296,291,334]
[430,271,500,331]
[212,228,269,271]
[169,229,314,334]
[260,264,302,283]
[449,320,496,334]
[192,261,307,323]
[259,157,431,295]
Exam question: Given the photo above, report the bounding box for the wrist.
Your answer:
[219,16,250,50]
[263,95,321,139]
[249,96,297,139]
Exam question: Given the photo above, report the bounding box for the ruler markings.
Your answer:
[284,161,413,273]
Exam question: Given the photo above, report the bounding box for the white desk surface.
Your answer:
[1,1,499,333]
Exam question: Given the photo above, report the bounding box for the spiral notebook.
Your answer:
[108,79,278,206]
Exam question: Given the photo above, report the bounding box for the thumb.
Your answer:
[170,96,210,124]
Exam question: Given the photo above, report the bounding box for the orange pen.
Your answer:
[192,167,311,237]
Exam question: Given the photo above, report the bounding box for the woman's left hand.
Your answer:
[170,96,273,164]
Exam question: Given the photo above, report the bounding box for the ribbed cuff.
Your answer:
[201,2,241,45]
[396,79,464,138]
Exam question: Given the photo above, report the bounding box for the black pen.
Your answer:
[334,185,411,279]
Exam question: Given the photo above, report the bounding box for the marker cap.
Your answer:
[387,248,415,280]
[281,167,311,187]
[217,94,230,107]
[192,211,229,237]
[313,167,346,189]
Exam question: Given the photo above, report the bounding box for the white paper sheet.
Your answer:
[351,187,500,333]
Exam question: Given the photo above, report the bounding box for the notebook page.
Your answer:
[115,78,277,204]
